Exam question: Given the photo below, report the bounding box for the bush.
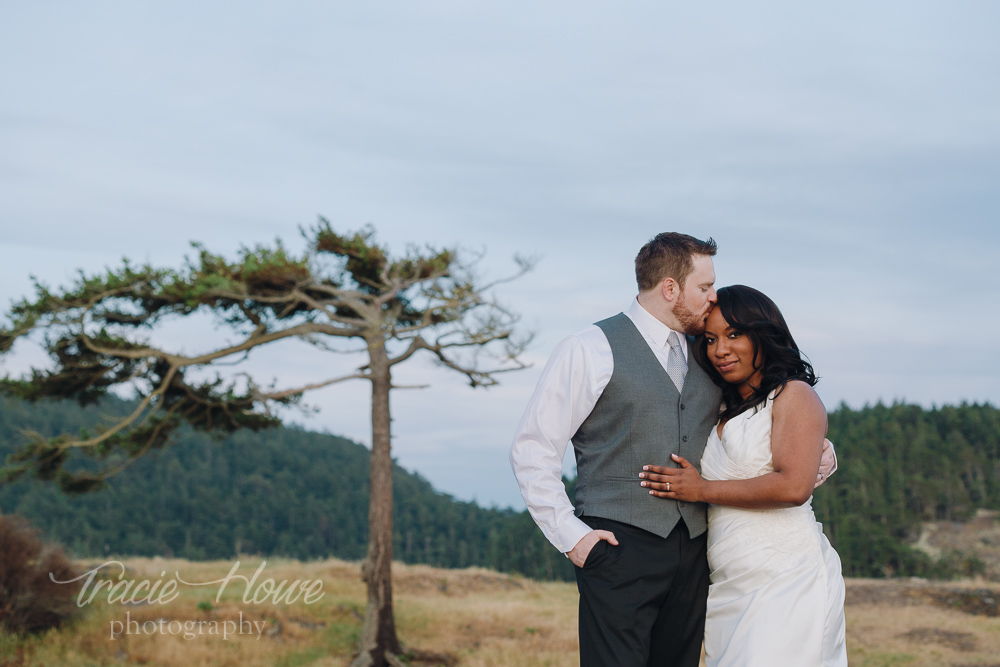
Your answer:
[0,514,82,635]
[926,549,989,580]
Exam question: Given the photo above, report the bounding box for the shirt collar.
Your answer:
[627,298,688,355]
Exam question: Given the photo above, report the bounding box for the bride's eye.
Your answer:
[705,336,716,344]
[728,332,742,339]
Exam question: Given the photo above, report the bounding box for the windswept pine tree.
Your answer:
[0,221,532,667]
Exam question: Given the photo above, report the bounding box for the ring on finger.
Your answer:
[666,482,671,492]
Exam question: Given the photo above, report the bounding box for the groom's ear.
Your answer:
[660,277,679,303]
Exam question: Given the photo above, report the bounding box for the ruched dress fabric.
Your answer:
[700,393,847,667]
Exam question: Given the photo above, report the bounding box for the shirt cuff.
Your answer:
[556,515,595,555]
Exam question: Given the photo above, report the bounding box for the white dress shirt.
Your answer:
[509,298,690,554]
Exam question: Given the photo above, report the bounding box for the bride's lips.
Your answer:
[715,360,738,374]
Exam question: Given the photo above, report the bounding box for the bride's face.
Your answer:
[704,307,763,399]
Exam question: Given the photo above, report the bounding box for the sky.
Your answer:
[1,2,999,509]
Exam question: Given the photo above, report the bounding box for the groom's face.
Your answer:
[671,254,717,335]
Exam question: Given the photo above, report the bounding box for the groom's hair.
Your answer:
[635,232,717,292]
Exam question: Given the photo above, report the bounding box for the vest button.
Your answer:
[679,502,686,507]
[682,435,688,442]
[680,403,686,410]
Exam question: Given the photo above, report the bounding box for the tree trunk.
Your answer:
[350,340,403,667]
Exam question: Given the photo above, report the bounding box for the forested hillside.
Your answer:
[817,401,1000,577]
[1,396,998,581]
[0,395,574,581]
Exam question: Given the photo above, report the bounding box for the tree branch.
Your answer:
[85,399,185,482]
[252,372,370,401]
[79,321,363,365]
[35,363,178,452]
[386,337,429,367]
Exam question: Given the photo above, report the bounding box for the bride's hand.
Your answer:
[639,454,705,502]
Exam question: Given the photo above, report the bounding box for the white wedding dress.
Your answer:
[700,392,847,666]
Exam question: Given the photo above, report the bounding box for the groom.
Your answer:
[509,233,833,667]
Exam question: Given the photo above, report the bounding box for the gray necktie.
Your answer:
[666,331,687,392]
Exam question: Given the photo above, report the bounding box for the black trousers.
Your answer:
[574,517,709,667]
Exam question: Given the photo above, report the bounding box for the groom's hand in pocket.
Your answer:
[567,530,619,568]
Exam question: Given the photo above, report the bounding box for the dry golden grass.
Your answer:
[1,558,998,666]
[0,557,580,667]
[845,579,1000,667]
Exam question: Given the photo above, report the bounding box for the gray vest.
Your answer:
[572,313,723,538]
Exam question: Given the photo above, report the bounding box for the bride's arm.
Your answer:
[640,381,827,509]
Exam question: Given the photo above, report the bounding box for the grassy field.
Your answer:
[1,558,998,666]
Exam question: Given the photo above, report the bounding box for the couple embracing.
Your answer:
[510,233,847,666]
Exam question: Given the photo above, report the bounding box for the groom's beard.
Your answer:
[672,292,708,336]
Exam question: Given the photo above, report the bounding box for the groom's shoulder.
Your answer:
[581,311,632,340]
[566,322,609,346]
[547,313,629,359]
[551,319,615,354]
[592,311,633,333]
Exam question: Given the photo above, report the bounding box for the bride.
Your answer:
[639,285,847,666]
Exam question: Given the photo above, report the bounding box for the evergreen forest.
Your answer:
[1,396,998,581]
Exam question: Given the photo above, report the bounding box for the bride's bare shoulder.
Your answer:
[773,380,826,416]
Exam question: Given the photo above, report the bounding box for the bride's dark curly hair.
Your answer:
[697,285,817,421]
